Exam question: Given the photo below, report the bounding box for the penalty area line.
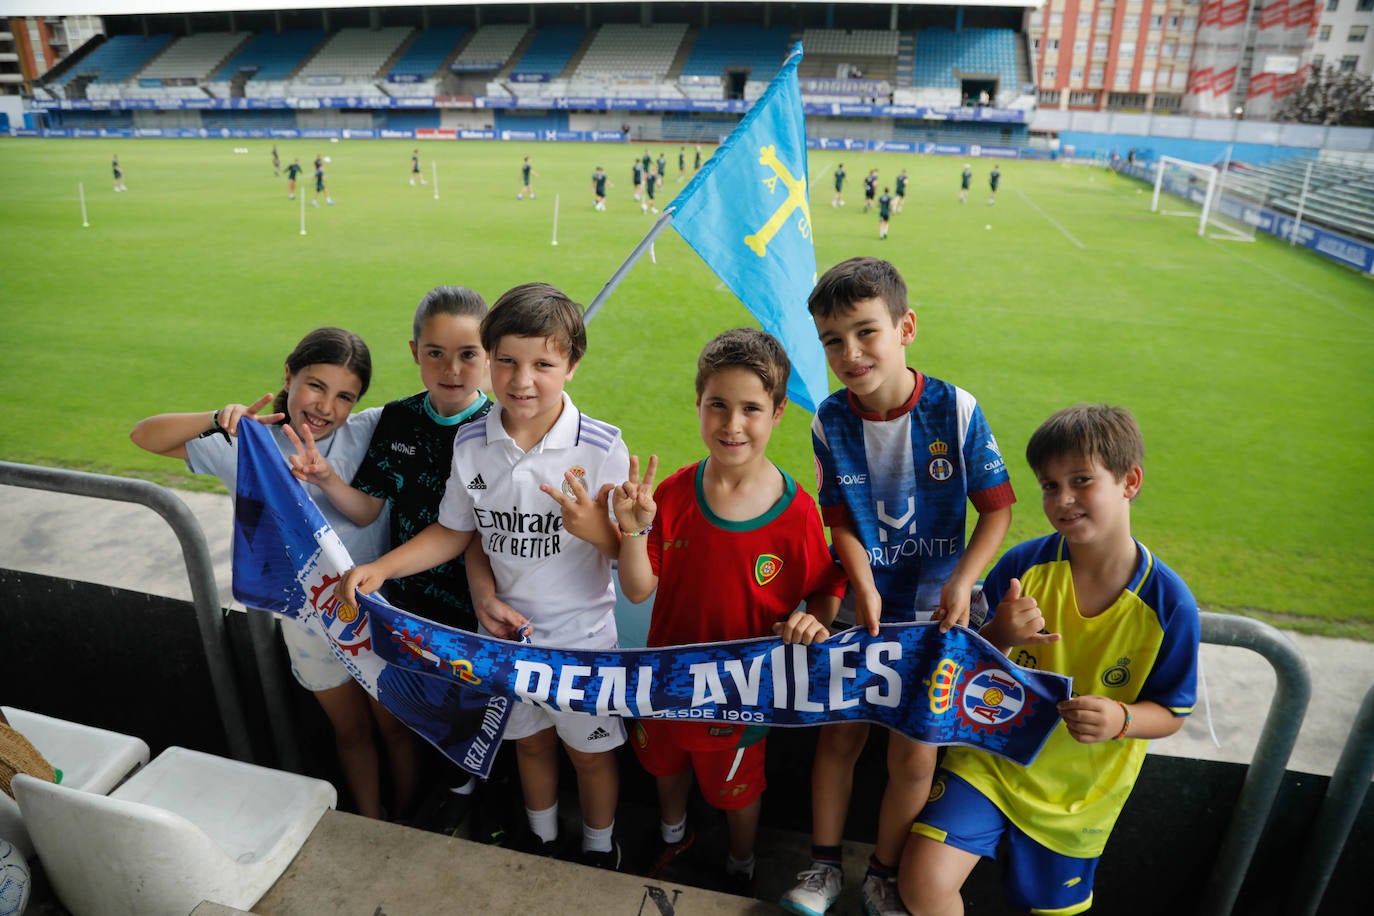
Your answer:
[1016,189,1086,250]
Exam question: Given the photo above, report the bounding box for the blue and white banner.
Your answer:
[233,419,1070,771]
[232,419,512,778]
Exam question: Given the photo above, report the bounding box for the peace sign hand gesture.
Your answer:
[540,469,616,547]
[282,422,337,487]
[612,454,658,535]
[216,393,285,437]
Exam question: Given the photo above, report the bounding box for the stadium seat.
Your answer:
[12,746,335,916]
[0,706,149,860]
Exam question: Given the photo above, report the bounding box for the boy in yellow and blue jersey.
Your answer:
[900,404,1200,916]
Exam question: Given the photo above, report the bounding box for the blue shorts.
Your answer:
[912,771,1098,916]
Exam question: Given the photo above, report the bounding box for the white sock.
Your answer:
[726,853,755,878]
[527,803,558,843]
[583,821,614,853]
[661,816,687,845]
[450,776,477,795]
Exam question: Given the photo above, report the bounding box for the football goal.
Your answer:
[1150,155,1269,242]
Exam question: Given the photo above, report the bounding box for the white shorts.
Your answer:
[278,616,352,692]
[503,701,626,753]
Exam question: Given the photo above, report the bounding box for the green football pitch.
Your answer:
[0,137,1370,636]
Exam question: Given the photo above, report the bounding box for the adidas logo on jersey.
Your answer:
[586,726,612,742]
[467,475,486,490]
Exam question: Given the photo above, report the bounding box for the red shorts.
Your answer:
[631,719,767,811]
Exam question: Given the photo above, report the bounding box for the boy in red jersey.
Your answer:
[614,328,845,895]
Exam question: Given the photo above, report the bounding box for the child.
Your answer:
[112,154,126,192]
[832,164,846,208]
[643,169,658,214]
[959,164,971,204]
[283,287,494,831]
[782,257,1014,916]
[613,329,845,895]
[272,144,281,177]
[988,166,1001,205]
[129,327,417,822]
[900,405,1201,916]
[336,283,630,868]
[410,149,426,186]
[894,169,908,213]
[863,169,879,212]
[877,187,893,240]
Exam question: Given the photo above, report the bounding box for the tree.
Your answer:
[1277,65,1374,127]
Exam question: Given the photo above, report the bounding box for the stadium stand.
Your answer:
[507,24,586,81]
[797,28,898,88]
[207,29,326,98]
[47,34,174,99]
[94,32,249,101]
[572,22,688,81]
[451,24,528,73]
[910,28,1019,101]
[387,25,468,82]
[1228,157,1374,243]
[678,25,792,83]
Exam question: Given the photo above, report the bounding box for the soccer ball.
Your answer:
[323,156,332,163]
[0,840,32,916]
[985,224,992,230]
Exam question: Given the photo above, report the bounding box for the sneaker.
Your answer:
[647,830,695,878]
[580,840,621,871]
[862,873,906,916]
[780,864,843,916]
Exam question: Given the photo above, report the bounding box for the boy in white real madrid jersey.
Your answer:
[783,257,1015,916]
[901,404,1200,916]
[337,282,631,869]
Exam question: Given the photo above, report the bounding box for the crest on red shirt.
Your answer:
[754,554,783,586]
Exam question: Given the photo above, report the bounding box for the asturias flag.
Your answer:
[670,42,828,413]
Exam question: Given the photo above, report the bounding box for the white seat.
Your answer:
[13,746,335,916]
[0,706,149,859]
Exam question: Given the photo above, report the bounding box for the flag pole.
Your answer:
[583,209,675,323]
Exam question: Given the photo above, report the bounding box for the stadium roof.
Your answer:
[6,0,1041,17]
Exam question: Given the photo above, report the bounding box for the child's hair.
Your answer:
[412,286,487,341]
[273,327,372,417]
[695,328,791,409]
[480,282,587,365]
[1026,404,1145,480]
[808,256,908,323]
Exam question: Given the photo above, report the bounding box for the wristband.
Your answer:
[198,409,230,442]
[620,524,653,537]
[1112,700,1132,740]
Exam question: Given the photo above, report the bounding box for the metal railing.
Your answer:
[1198,611,1312,916]
[1292,682,1374,916]
[0,461,254,763]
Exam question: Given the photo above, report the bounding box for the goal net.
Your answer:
[1150,155,1269,242]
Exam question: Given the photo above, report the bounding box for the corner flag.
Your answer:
[670,43,828,413]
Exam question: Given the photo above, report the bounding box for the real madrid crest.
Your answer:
[561,465,588,497]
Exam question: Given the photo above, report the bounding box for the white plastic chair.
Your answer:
[13,746,335,916]
[0,706,150,859]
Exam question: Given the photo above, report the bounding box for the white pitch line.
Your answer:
[1205,239,1374,328]
[1016,189,1086,249]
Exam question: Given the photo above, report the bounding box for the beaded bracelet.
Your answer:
[1112,700,1132,740]
[620,524,653,537]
